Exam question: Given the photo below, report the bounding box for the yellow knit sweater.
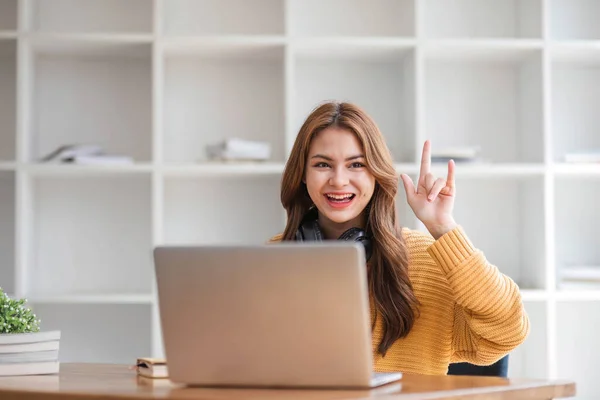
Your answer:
[270,225,530,375]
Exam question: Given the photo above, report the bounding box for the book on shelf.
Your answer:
[39,144,134,165]
[136,357,168,379]
[430,145,483,163]
[206,138,271,162]
[0,330,61,376]
[63,155,134,165]
[39,144,104,162]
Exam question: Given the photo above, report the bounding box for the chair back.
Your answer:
[447,355,509,377]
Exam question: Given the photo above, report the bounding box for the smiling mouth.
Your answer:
[325,193,356,203]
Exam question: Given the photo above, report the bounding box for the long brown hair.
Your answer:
[280,101,420,356]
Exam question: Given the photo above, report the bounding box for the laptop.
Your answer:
[153,242,403,389]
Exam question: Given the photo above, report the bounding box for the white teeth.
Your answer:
[327,193,353,200]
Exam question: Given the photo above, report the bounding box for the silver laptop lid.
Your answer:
[153,242,374,388]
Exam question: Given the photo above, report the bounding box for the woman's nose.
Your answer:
[328,167,349,187]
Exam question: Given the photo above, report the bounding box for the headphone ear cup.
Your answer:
[295,208,323,241]
[304,219,323,241]
[338,228,372,261]
[337,227,364,241]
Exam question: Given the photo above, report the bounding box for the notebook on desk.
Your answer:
[153,242,403,389]
[135,357,168,379]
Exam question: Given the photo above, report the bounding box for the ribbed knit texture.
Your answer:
[269,226,530,375]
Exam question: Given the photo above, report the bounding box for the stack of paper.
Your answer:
[206,138,271,162]
[0,331,61,376]
[39,144,134,165]
[431,145,483,163]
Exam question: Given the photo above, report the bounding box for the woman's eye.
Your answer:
[350,162,365,168]
[314,162,330,168]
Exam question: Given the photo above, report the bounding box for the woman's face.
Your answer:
[304,127,376,231]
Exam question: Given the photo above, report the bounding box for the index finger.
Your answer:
[419,140,431,184]
[446,159,455,188]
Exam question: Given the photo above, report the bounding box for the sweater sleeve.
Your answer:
[425,225,530,365]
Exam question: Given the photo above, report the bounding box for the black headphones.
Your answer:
[295,207,373,261]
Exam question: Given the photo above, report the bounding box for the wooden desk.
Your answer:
[0,363,575,400]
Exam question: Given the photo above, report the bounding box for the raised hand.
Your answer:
[400,140,458,240]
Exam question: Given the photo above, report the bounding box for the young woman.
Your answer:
[270,101,529,375]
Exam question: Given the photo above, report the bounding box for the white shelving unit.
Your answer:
[0,0,598,396]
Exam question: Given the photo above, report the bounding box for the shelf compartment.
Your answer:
[555,177,600,291]
[507,301,547,379]
[30,176,153,297]
[550,0,600,40]
[0,171,15,295]
[163,44,284,163]
[424,49,543,163]
[551,54,600,163]
[0,0,17,31]
[31,0,153,34]
[294,47,416,163]
[557,301,600,398]
[163,0,284,36]
[28,40,152,163]
[422,0,542,39]
[0,38,15,162]
[451,176,546,290]
[288,0,415,37]
[28,303,152,364]
[163,176,284,245]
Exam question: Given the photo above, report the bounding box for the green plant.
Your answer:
[0,287,41,334]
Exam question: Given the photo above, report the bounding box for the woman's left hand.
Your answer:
[400,140,458,240]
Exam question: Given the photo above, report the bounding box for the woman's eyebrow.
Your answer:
[310,154,365,161]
